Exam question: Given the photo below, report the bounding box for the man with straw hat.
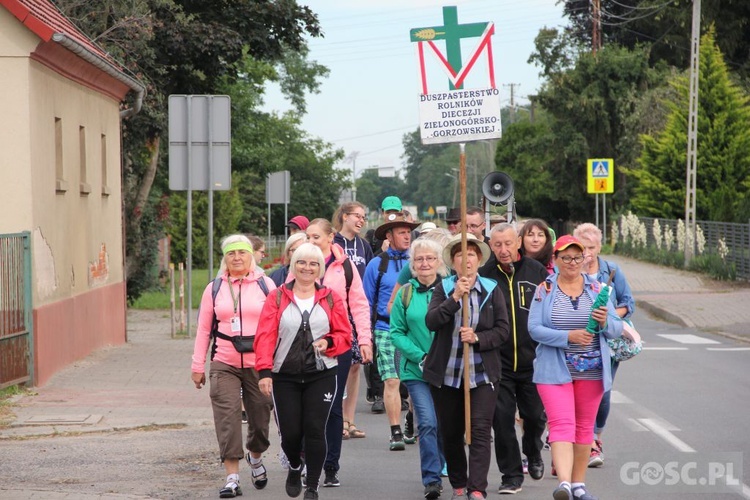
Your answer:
[363,212,419,450]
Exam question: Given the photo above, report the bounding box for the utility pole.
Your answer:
[685,0,701,265]
[592,0,602,55]
[346,151,359,202]
[503,83,520,124]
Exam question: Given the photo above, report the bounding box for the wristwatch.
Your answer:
[474,334,479,344]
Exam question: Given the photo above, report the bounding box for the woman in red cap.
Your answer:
[528,235,623,500]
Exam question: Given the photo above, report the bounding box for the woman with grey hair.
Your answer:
[191,234,276,498]
[270,232,307,287]
[390,237,449,499]
[255,243,353,500]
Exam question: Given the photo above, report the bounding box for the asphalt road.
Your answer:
[1,309,748,499]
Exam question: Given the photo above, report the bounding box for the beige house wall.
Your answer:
[28,62,125,307]
[0,8,36,232]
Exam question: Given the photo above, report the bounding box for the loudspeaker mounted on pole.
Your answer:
[481,171,515,231]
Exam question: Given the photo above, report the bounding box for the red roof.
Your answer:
[1,0,112,62]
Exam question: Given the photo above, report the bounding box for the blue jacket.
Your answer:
[363,247,409,331]
[594,258,635,319]
[528,273,623,391]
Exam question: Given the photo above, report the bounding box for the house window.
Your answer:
[101,134,110,196]
[55,117,67,193]
[79,126,90,195]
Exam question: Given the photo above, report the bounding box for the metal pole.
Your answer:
[602,194,607,246]
[595,193,600,229]
[186,96,193,338]
[208,96,214,280]
[284,172,289,241]
[266,174,272,251]
[685,0,701,266]
[459,142,471,445]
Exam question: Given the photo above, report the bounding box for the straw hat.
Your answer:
[442,233,491,269]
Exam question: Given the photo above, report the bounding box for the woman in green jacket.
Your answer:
[391,238,448,500]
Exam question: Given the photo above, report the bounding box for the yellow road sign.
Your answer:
[587,158,614,194]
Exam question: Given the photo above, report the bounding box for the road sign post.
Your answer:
[587,158,614,245]
[168,95,231,338]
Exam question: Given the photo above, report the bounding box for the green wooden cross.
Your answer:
[410,6,489,90]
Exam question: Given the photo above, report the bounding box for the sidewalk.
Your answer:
[2,255,748,443]
[606,254,750,339]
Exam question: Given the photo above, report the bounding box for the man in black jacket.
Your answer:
[479,223,549,495]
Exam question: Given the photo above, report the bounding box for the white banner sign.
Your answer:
[418,88,502,145]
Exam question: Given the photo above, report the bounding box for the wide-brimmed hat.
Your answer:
[374,212,420,240]
[445,207,461,223]
[553,234,585,254]
[442,233,491,269]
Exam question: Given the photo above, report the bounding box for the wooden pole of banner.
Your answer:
[459,142,471,445]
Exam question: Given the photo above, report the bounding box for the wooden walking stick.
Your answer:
[459,143,472,445]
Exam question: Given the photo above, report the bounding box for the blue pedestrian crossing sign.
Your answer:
[587,158,614,193]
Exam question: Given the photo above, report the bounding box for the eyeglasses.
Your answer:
[413,256,438,264]
[467,223,485,230]
[346,212,367,221]
[295,260,320,268]
[558,255,585,264]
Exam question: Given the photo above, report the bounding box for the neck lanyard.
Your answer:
[228,277,242,315]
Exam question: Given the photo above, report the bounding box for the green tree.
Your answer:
[527,33,657,220]
[630,28,750,222]
[355,169,407,214]
[561,0,750,78]
[53,0,328,300]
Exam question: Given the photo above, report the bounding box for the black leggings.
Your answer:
[272,370,337,490]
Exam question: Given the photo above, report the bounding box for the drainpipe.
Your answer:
[50,33,145,118]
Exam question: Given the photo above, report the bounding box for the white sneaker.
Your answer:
[278,450,290,470]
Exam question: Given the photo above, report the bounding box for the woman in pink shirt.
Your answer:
[191,234,277,499]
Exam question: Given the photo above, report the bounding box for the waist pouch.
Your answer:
[215,331,254,353]
[566,350,602,372]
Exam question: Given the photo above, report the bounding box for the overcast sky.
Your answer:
[262,0,567,176]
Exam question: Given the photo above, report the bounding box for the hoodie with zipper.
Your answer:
[479,254,547,376]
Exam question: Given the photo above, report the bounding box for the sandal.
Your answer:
[347,422,366,439]
[342,421,351,440]
[247,453,268,490]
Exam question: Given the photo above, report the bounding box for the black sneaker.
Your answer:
[528,456,544,480]
[219,479,242,498]
[401,398,410,411]
[286,462,304,498]
[389,431,406,451]
[497,481,522,494]
[241,410,248,424]
[303,487,319,500]
[371,396,385,413]
[404,410,417,444]
[424,481,442,499]
[323,469,340,487]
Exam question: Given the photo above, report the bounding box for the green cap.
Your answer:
[381,196,402,212]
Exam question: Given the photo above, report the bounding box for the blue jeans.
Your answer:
[595,360,620,434]
[404,380,442,486]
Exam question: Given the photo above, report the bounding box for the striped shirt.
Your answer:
[443,280,490,389]
[551,290,602,380]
